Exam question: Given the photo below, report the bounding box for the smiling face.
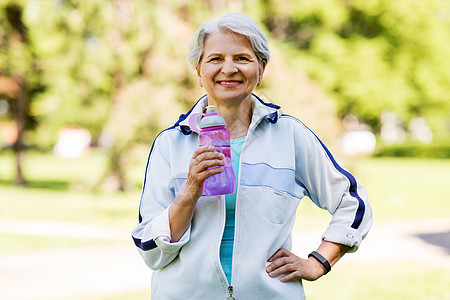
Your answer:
[196,31,265,107]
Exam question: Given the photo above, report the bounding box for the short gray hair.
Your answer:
[188,13,270,69]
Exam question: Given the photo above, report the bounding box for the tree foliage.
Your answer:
[0,0,45,183]
[259,0,450,135]
[1,0,449,188]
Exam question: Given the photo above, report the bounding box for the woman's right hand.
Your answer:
[179,145,225,206]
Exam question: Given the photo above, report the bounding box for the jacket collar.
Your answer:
[174,93,282,135]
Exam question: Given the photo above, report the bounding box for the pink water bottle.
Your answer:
[189,106,236,196]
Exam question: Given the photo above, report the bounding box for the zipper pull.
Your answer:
[226,285,235,300]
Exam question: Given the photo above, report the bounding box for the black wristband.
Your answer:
[308,251,331,275]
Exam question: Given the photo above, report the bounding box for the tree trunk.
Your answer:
[101,0,133,191]
[13,76,28,185]
[5,4,29,185]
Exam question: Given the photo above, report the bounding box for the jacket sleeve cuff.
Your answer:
[321,225,362,253]
[149,206,191,254]
[155,228,190,254]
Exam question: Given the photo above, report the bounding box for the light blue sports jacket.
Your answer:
[132,94,372,300]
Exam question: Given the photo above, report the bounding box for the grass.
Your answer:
[0,149,142,226]
[0,180,140,254]
[0,148,108,186]
[0,149,141,255]
[0,232,121,254]
[304,262,450,300]
[295,157,450,228]
[354,157,450,221]
[67,289,151,300]
[0,185,140,226]
[1,150,450,299]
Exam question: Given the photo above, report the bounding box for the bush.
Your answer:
[375,141,450,158]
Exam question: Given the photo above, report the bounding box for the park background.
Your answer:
[1,0,449,299]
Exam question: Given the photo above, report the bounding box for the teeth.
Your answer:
[219,82,240,85]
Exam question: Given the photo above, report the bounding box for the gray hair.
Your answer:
[188,13,270,69]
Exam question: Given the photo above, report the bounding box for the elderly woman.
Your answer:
[132,13,372,299]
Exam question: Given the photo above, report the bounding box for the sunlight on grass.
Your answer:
[354,157,450,221]
[98,289,150,300]
[303,262,450,300]
[0,232,122,254]
[0,148,146,190]
[65,288,151,300]
[0,186,140,228]
[295,157,450,225]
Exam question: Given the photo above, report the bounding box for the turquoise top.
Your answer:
[220,136,245,284]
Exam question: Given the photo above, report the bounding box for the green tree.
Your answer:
[259,0,450,136]
[33,0,199,190]
[0,0,45,184]
[0,0,342,189]
[6,0,448,190]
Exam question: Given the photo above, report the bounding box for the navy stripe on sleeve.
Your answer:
[281,115,366,229]
[315,139,366,229]
[133,236,158,251]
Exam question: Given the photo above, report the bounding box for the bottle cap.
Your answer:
[205,105,216,113]
[199,105,226,128]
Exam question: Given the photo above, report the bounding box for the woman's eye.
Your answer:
[238,57,250,61]
[209,57,221,62]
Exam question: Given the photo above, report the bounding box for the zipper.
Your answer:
[222,108,268,300]
[217,195,231,296]
[226,137,246,300]
[225,132,253,300]
[226,285,235,300]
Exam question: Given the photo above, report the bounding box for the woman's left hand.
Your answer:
[266,248,325,282]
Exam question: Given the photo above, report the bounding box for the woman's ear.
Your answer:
[260,60,267,75]
[258,61,267,85]
[196,67,203,87]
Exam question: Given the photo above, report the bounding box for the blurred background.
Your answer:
[0,0,449,299]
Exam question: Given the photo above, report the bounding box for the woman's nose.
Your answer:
[221,59,238,75]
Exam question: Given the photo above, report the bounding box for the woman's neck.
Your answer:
[208,96,252,139]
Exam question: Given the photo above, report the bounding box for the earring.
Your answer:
[199,81,203,87]
[257,82,261,87]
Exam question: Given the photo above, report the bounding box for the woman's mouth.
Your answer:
[217,81,243,87]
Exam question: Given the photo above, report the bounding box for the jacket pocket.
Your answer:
[259,187,296,225]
